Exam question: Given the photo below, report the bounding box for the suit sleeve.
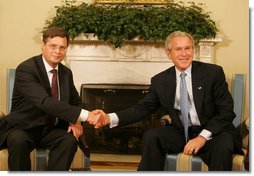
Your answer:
[204,66,236,135]
[116,78,161,126]
[13,63,82,124]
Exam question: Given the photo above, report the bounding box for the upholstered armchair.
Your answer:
[0,69,90,171]
[163,74,249,171]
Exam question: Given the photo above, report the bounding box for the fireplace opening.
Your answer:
[81,84,163,155]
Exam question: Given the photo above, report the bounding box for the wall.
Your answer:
[175,0,249,120]
[0,0,249,120]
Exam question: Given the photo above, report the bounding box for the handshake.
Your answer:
[86,110,110,128]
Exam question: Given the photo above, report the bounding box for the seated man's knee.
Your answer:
[62,134,78,150]
[143,129,159,142]
[209,133,234,156]
[7,129,34,151]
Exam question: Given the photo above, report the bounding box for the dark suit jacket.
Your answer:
[0,54,83,149]
[116,61,242,149]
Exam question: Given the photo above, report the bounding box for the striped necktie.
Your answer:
[50,69,58,100]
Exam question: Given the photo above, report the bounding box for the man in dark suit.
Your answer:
[0,27,98,171]
[93,31,243,171]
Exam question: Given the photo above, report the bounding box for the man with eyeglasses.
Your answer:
[0,27,99,171]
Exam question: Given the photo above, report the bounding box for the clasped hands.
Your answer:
[87,109,109,128]
[67,109,108,140]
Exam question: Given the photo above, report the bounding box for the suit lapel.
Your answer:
[191,62,205,119]
[35,55,51,93]
[164,68,176,108]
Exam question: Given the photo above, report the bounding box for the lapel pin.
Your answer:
[198,86,202,90]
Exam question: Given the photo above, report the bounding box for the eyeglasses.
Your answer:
[46,44,67,52]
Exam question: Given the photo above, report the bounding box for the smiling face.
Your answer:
[166,35,194,72]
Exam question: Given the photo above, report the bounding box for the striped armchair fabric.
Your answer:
[163,74,249,171]
[164,153,208,171]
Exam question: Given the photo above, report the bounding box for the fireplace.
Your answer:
[65,35,221,155]
[81,84,163,155]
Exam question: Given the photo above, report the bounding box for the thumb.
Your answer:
[67,126,72,133]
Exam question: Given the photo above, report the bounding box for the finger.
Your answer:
[194,147,199,154]
[79,127,83,134]
[73,133,78,141]
[73,130,80,140]
[94,123,102,128]
[67,126,72,133]
[183,150,188,155]
[94,109,103,114]
[183,146,192,155]
[94,125,99,129]
[183,145,188,154]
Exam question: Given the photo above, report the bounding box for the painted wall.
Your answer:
[0,0,249,120]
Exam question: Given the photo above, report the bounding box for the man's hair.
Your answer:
[42,27,70,46]
[165,31,195,51]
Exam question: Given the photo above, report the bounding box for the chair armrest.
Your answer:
[243,117,249,171]
[245,118,249,130]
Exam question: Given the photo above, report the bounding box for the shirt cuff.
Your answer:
[108,113,119,128]
[77,109,89,122]
[199,129,212,140]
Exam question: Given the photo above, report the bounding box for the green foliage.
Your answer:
[45,1,218,48]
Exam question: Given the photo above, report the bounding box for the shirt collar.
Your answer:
[175,65,192,78]
[42,56,59,73]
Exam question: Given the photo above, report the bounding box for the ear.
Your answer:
[165,49,172,60]
[41,43,45,51]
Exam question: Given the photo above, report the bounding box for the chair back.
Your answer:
[231,74,246,130]
[6,69,16,113]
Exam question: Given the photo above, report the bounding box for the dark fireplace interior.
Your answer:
[81,84,163,155]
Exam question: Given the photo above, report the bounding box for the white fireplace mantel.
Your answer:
[65,34,222,92]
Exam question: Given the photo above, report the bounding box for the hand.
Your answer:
[183,135,206,155]
[67,121,83,140]
[87,109,110,128]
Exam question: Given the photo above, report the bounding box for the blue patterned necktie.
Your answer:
[180,72,189,143]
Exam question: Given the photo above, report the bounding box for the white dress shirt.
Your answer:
[42,57,60,99]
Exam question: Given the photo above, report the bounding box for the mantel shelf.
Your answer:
[70,33,222,46]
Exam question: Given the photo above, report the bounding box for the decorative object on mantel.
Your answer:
[45,1,218,48]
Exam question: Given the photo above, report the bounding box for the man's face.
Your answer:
[166,36,194,72]
[41,36,68,68]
